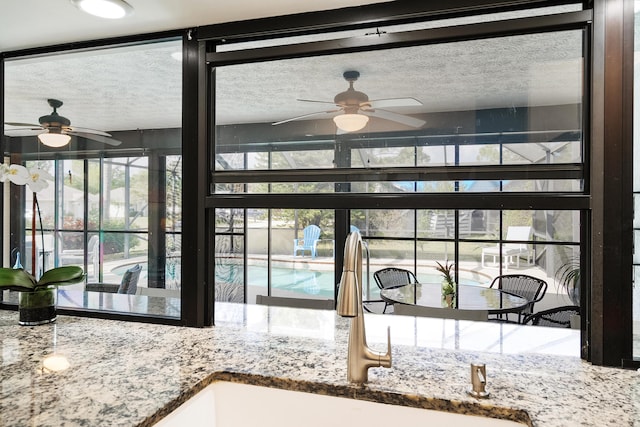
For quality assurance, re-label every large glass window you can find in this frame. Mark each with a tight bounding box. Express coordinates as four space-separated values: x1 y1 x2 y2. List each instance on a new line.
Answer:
2 39 183 319
210 9 586 323
214 30 583 181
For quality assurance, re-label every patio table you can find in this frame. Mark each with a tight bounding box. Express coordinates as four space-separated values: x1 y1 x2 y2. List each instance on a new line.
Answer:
380 282 529 315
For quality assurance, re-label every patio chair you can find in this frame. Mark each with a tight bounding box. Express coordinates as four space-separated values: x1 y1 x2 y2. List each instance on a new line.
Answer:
293 224 321 258
372 267 418 314
523 305 580 328
394 304 488 321
86 264 142 295
481 226 533 269
60 235 100 278
489 274 548 323
256 295 334 310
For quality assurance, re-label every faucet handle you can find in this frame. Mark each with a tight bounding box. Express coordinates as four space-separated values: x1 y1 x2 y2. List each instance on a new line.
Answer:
467 363 490 398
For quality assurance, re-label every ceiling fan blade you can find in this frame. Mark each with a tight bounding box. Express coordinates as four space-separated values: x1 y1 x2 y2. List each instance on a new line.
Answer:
4 128 46 137
362 109 426 128
66 126 112 137
4 121 42 127
272 109 340 126
367 98 423 108
296 99 337 105
66 131 122 146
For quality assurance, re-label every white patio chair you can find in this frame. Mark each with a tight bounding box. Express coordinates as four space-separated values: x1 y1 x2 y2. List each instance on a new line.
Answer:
481 226 533 270
60 235 100 279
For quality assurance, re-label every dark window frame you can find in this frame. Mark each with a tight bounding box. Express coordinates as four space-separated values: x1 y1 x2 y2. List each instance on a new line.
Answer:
204 0 636 368
1 0 634 368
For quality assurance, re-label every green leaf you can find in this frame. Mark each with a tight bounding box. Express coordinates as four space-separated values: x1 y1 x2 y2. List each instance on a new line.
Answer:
0 268 37 291
36 266 85 288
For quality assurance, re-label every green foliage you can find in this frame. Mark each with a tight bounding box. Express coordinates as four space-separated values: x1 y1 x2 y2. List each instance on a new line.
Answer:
555 257 580 305
504 211 532 229
435 261 456 295
102 220 141 254
0 266 84 292
273 209 334 238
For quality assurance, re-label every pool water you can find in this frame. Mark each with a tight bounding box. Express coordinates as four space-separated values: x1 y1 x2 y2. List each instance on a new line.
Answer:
234 265 482 299
115 261 483 300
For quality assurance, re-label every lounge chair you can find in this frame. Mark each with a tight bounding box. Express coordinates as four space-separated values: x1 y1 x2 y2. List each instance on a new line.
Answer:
481 226 533 269
293 224 321 258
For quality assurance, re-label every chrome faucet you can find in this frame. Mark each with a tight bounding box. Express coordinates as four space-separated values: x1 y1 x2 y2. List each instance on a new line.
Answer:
337 231 392 384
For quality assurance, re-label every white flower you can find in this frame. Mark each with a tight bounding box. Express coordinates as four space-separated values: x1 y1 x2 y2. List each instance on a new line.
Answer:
25 167 53 193
0 163 53 193
1 164 29 186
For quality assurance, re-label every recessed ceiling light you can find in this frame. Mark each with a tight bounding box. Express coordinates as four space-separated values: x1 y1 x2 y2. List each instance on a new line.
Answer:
70 0 134 19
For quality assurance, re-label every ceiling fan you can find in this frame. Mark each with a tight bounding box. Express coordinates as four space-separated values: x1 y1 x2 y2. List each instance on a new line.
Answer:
272 71 426 133
4 98 122 147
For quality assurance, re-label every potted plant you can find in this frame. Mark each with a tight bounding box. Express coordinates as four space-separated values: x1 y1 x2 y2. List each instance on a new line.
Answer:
555 256 580 328
555 257 580 306
436 261 456 308
0 162 85 325
0 266 84 325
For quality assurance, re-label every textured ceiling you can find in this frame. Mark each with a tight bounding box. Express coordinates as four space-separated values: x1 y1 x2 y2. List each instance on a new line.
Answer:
4 41 183 132
2 3 589 136
215 31 583 127
0 0 387 53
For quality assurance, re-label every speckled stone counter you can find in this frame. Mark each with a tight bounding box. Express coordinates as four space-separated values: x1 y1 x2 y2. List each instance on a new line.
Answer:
1 303 638 426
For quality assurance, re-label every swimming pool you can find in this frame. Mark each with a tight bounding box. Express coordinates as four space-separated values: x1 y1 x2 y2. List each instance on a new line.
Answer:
115 261 485 300
230 265 484 299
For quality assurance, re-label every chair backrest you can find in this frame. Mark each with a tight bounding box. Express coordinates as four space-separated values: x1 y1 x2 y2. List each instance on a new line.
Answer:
489 274 547 314
504 226 532 250
303 225 321 242
373 268 418 291
117 264 142 294
394 304 488 321
87 235 99 251
350 225 360 234
523 305 580 328
256 295 334 310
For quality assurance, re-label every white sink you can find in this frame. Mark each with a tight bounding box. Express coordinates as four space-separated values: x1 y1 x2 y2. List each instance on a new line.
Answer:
154 381 526 427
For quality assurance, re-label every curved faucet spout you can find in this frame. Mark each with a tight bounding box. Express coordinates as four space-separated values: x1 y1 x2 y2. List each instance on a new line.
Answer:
337 231 392 384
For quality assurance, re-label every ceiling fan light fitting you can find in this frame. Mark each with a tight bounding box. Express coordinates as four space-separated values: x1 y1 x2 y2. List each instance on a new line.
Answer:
38 133 71 148
71 0 133 19
333 114 369 132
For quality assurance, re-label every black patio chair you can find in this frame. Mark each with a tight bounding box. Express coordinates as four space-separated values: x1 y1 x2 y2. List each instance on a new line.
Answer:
371 267 418 314
523 305 580 328
489 274 548 323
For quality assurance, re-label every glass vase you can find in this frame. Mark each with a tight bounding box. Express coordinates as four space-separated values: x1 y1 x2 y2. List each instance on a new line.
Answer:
18 287 57 326
443 293 455 308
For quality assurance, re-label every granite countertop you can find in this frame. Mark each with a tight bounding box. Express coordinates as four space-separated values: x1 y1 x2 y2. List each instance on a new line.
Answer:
1 302 639 426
